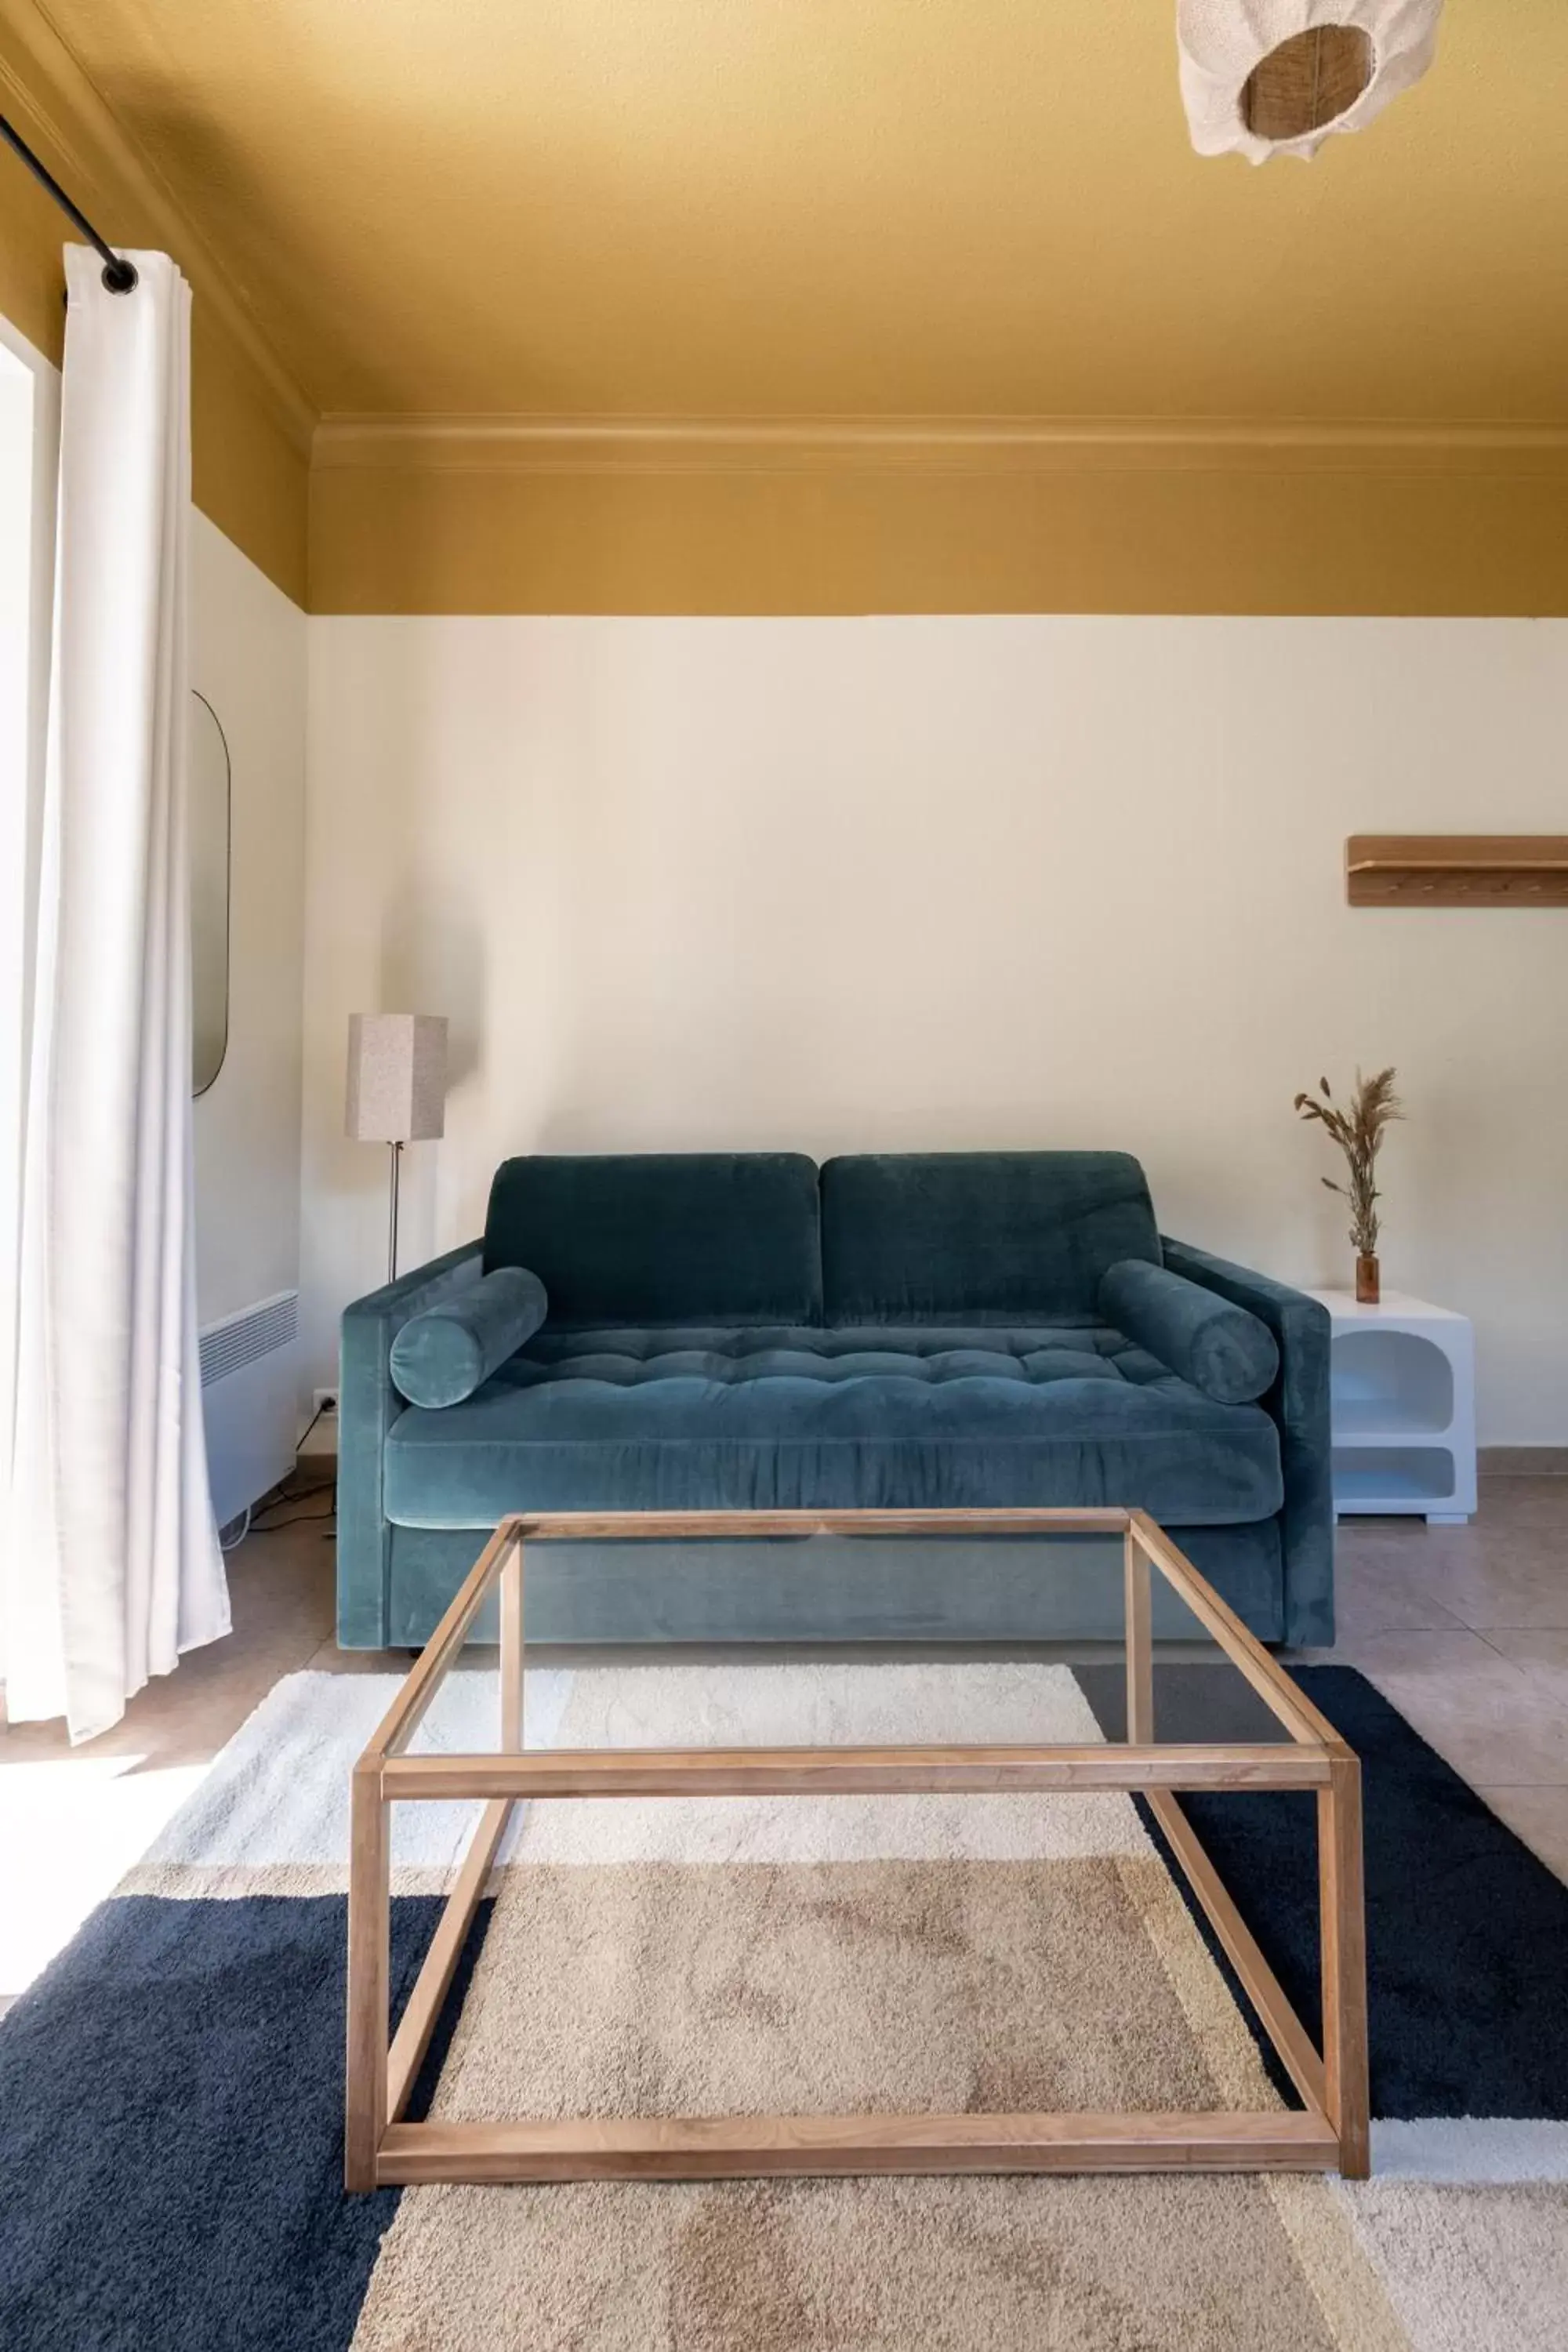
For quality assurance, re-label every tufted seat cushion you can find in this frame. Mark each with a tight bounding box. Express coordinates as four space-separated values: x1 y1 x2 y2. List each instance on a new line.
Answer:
381 1323 1283 1530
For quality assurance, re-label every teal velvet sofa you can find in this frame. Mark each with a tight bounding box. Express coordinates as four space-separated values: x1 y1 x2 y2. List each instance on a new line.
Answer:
336 1151 1334 1650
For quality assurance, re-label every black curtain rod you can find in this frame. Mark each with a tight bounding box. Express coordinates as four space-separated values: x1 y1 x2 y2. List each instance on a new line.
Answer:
0 114 138 293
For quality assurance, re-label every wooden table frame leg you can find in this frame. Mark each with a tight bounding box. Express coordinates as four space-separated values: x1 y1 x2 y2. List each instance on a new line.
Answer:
345 1761 389 2191
1319 1752 1371 2179
1123 1527 1154 1744
500 1541 523 1752
345 1526 525 2185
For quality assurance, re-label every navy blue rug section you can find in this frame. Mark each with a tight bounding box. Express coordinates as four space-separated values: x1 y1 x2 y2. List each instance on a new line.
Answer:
1076 1662 1568 2121
0 1893 491 2352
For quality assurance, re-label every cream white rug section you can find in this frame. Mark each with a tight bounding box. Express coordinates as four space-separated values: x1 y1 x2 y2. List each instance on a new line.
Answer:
123 1664 573 1893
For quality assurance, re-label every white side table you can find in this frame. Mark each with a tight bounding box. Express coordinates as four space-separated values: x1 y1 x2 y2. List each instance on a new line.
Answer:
1305 1288 1477 1525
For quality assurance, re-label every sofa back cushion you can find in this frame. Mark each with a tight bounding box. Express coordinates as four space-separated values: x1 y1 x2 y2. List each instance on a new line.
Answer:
820 1151 1160 1324
484 1152 822 1326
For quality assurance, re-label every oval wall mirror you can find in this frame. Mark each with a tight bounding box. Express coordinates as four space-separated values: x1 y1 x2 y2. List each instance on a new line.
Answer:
190 688 231 1096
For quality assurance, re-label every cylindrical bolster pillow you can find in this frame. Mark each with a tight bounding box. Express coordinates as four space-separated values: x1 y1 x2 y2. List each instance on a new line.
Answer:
390 1267 548 1408
1099 1259 1279 1406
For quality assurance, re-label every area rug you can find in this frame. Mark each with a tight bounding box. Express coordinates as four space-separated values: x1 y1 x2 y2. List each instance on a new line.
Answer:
2 1658 1566 2350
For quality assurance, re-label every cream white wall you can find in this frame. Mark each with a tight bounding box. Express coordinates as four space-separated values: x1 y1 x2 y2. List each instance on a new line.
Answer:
190 510 307 1327
302 615 1568 1442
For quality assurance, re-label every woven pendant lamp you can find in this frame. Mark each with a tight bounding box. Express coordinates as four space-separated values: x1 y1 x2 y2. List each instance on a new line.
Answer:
1177 0 1443 163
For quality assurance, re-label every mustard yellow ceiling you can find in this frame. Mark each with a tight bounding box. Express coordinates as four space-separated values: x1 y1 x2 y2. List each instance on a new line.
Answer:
26 0 1568 424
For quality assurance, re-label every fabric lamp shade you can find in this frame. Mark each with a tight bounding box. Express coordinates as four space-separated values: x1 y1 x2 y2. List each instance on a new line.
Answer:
346 1014 448 1144
1177 0 1443 165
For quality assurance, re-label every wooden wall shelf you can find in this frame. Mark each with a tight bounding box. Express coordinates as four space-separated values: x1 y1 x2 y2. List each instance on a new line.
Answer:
1346 837 1568 907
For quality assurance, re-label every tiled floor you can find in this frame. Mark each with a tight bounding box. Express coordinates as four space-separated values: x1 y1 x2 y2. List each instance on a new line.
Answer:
1285 1480 1568 1872
1 1474 1564 2005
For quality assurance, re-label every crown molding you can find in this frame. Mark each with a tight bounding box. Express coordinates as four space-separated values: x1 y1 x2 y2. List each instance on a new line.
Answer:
0 4 315 452
312 412 1568 479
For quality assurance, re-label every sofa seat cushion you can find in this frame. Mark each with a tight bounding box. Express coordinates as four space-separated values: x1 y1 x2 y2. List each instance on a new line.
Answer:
381 1323 1283 1530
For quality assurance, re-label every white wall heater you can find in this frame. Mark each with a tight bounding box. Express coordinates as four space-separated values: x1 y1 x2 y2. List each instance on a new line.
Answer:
199 1289 299 1530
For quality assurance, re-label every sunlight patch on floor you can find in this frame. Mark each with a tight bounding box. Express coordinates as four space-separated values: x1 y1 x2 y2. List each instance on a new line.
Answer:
0 1755 211 2002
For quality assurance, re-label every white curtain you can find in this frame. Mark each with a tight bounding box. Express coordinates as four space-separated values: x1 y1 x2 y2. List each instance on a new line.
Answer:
5 247 227 1743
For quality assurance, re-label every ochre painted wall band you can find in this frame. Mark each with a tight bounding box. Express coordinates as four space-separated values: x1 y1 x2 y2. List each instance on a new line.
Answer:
308 459 1568 619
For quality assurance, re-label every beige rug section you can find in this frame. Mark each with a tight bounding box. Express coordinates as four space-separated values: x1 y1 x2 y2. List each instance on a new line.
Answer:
354 2172 1385 2352
440 1857 1242 2122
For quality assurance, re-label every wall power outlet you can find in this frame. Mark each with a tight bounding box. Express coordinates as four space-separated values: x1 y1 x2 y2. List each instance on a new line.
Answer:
312 1388 339 1417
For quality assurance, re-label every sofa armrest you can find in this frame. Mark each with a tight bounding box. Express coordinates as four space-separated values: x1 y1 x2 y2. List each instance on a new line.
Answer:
336 1241 485 1646
1159 1236 1334 1647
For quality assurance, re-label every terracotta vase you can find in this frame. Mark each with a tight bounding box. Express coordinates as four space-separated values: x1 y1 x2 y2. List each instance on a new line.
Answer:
1356 1253 1381 1305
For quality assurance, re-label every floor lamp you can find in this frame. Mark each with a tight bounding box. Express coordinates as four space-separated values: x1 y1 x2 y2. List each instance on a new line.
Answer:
345 1013 448 1284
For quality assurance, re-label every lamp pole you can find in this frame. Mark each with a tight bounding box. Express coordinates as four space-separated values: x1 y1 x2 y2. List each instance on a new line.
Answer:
387 1139 403 1286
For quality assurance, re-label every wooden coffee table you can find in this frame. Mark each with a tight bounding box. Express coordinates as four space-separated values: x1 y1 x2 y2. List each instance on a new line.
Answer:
345 1508 1368 2189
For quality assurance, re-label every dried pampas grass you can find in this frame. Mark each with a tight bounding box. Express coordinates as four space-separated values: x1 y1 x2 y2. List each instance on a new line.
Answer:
1294 1068 1403 1258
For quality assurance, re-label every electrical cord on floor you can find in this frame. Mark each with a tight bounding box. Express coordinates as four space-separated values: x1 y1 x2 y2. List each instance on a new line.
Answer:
252 1477 334 1513
249 1501 336 1536
232 1397 339 1544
